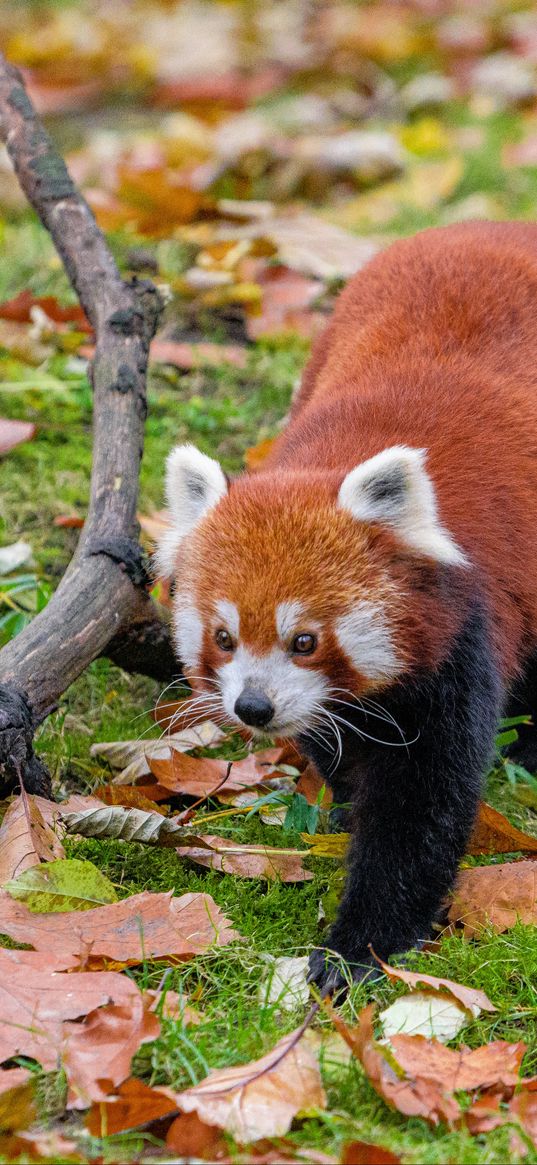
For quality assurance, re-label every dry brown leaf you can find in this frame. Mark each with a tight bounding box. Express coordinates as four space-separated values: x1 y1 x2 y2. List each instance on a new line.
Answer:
177 834 313 882
468 803 537 855
341 1143 401 1165
61 803 210 847
448 860 537 936
85 1076 177 1135
0 888 239 967
0 1069 31 1096
0 1128 81 1160
0 947 147 1074
220 211 380 281
95 783 168 813
330 1004 524 1127
64 999 160 1109
245 263 324 341
175 1025 326 1141
0 417 36 455
464 1091 504 1135
0 289 91 331
0 793 65 884
374 955 496 1016
150 339 247 369
296 763 332 807
145 987 203 1025
150 750 275 798
165 1111 227 1158
509 1079 537 1150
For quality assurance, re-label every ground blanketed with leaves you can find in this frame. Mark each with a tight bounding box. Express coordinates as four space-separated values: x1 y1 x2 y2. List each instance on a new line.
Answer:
3 2 537 1162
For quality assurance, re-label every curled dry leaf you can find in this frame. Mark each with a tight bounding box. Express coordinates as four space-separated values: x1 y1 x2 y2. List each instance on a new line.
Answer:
64 998 160 1109
0 793 64 885
61 803 212 848
468 802 537 855
448 860 537 936
260 955 310 1012
177 834 313 882
374 954 496 1015
380 992 475 1043
0 947 149 1074
0 888 239 967
175 1025 326 1141
85 1076 177 1135
330 1004 524 1127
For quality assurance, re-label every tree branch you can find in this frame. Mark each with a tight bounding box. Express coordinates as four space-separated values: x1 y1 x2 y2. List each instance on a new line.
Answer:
0 55 177 793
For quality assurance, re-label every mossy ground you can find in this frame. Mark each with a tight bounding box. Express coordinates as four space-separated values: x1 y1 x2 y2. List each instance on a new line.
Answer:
3 106 537 1163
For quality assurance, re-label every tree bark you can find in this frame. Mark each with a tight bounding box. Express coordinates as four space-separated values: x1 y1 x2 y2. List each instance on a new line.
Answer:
0 55 178 795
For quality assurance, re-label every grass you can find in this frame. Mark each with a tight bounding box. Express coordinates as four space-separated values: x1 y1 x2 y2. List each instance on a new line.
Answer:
3 101 537 1164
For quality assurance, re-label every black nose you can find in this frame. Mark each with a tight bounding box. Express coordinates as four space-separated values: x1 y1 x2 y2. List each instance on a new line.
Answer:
234 688 275 729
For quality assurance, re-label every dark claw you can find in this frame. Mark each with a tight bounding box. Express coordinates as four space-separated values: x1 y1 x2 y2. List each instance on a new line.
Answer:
307 947 381 998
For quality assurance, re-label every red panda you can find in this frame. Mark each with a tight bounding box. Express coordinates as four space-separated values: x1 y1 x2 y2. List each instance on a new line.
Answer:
158 220 537 991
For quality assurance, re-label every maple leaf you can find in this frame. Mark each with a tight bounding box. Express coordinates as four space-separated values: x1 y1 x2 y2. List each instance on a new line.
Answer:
0 888 239 967
449 860 537 936
176 834 313 882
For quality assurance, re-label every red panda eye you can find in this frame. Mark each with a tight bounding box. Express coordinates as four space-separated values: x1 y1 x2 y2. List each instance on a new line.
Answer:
292 633 317 655
215 628 234 652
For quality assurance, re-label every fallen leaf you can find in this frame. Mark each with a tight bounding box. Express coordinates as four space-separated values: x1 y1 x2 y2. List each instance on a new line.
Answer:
0 540 33 574
342 1143 401 1165
150 750 274 798
0 793 64 885
301 833 349 858
469 803 537 855
62 803 211 847
150 339 247 369
0 319 52 363
380 992 474 1043
0 1128 81 1160
85 1076 177 1135
509 1079 537 1150
0 1078 35 1134
260 955 310 1011
165 1111 227 1158
0 888 239 967
95 783 168 812
0 417 35 456
145 987 203 1026
175 1025 326 1141
330 1004 524 1127
0 947 147 1071
5 857 118 912
53 513 84 528
296 763 332 807
177 834 313 882
245 263 323 340
92 721 225 784
64 995 160 1109
464 1090 504 1134
374 956 496 1015
0 290 91 331
449 860 537 936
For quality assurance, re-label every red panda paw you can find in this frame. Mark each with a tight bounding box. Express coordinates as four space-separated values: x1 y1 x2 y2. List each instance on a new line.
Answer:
307 946 380 998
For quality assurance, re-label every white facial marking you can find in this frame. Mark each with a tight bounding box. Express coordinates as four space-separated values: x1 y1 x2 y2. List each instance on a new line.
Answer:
217 645 329 735
174 597 204 671
215 599 240 639
338 445 467 567
156 444 228 576
276 600 306 642
335 600 401 682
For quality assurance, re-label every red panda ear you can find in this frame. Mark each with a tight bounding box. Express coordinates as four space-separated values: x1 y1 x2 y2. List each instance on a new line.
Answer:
156 444 228 577
337 445 467 566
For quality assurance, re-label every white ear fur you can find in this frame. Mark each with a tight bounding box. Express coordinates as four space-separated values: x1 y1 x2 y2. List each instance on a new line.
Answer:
156 444 227 577
338 445 467 566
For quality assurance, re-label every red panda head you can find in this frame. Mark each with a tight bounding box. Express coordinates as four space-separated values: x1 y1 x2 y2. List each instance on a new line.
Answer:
157 444 468 740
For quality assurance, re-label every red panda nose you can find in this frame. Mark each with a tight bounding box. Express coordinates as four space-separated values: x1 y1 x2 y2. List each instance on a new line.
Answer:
234 688 275 729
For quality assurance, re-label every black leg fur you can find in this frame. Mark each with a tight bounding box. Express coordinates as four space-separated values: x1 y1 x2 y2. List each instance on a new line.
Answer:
300 603 501 994
505 652 537 773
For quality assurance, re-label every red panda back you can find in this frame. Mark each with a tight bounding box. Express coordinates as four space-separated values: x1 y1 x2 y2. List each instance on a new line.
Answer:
265 221 537 680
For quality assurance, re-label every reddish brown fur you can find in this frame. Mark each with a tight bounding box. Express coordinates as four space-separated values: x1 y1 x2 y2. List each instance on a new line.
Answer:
178 221 537 685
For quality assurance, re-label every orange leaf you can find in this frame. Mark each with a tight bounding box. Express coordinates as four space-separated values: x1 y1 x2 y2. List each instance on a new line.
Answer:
342 1143 401 1165
296 763 332 807
95 784 168 814
85 1076 177 1135
166 1111 227 1159
150 751 274 798
64 998 160 1109
0 888 239 967
449 860 537 936
468 802 537 855
0 290 91 331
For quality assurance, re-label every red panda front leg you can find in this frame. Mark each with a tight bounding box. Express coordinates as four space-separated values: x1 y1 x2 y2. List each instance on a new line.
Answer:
305 603 501 994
